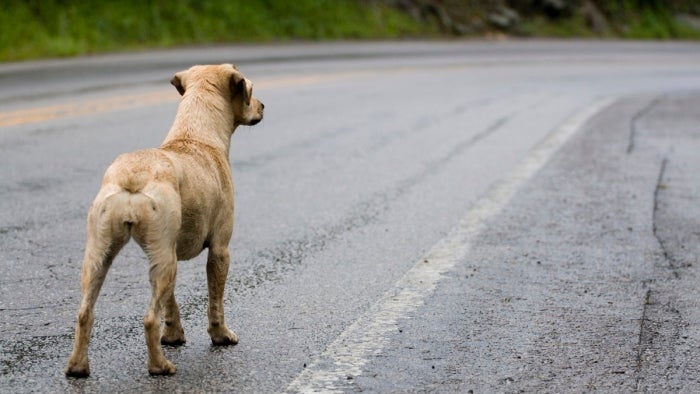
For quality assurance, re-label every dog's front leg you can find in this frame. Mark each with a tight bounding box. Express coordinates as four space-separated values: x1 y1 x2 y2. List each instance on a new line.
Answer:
206 246 238 345
160 291 186 346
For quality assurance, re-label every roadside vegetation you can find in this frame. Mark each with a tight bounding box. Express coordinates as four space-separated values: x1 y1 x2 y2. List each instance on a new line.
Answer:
1 0 699 62
0 0 432 62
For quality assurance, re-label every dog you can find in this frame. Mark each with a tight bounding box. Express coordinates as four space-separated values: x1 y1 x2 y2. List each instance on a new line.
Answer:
65 64 264 377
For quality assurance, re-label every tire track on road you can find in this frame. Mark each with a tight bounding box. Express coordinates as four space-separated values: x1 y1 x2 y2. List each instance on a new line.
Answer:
230 114 513 295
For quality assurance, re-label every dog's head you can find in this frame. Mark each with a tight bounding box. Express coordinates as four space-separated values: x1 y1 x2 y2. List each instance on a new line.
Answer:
170 64 264 127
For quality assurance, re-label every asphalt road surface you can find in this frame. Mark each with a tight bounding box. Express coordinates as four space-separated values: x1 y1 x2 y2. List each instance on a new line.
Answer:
1 41 700 392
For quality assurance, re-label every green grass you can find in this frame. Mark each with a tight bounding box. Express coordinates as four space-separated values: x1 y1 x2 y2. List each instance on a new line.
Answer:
623 8 700 39
1 1 699 63
0 0 434 62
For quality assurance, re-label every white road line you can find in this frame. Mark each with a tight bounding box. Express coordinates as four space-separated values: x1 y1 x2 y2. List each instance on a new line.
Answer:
285 97 617 393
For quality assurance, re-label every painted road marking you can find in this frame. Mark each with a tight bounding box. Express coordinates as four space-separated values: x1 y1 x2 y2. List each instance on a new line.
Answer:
0 89 175 128
285 96 617 393
0 63 476 129
0 71 376 129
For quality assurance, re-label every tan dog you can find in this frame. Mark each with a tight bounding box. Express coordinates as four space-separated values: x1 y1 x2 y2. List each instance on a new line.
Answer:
65 64 264 377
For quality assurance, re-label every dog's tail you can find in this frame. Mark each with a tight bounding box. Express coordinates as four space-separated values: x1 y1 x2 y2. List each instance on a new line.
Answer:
121 173 149 195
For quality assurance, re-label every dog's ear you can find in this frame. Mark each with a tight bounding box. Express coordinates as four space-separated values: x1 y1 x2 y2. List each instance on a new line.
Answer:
229 72 252 106
170 71 187 96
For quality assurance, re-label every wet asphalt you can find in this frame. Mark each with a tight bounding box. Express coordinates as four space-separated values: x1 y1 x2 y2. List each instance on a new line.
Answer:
1 41 699 392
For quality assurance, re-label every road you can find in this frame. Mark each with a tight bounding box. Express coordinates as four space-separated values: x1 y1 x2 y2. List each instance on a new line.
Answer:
1 41 699 392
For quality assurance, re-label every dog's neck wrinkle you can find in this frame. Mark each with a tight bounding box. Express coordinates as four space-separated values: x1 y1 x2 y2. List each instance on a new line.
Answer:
163 92 235 156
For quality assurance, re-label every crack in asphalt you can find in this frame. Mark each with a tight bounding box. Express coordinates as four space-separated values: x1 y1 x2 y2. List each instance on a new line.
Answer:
626 97 662 154
627 96 682 391
634 288 684 392
652 157 678 276
635 157 670 387
634 287 653 384
634 156 669 387
635 155 687 391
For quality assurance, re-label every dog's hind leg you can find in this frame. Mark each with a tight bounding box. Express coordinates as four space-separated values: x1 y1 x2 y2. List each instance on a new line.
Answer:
206 243 238 346
132 191 181 375
143 241 178 375
66 200 130 377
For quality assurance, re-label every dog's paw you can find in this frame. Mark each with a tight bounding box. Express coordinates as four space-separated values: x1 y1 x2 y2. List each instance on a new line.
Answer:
148 359 177 376
65 362 90 378
161 325 186 346
160 335 186 346
209 327 239 346
161 320 186 346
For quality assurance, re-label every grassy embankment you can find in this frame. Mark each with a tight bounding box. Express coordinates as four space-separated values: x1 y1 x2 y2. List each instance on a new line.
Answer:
0 0 433 62
1 0 699 63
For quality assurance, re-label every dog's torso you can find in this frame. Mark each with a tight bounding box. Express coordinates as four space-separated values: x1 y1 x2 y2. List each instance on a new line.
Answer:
161 139 234 259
